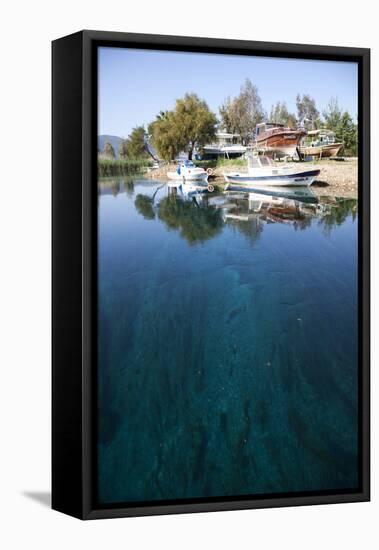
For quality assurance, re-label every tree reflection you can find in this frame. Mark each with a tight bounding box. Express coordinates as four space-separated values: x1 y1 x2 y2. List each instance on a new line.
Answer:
318 198 357 236
135 194 156 220
134 184 165 220
98 177 135 198
133 187 358 244
123 177 135 198
226 217 263 244
157 195 223 244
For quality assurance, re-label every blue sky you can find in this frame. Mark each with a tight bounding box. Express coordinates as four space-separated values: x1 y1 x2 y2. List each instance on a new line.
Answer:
98 47 358 138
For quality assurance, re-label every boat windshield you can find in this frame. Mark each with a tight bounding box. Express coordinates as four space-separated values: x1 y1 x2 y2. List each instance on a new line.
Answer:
248 155 275 168
259 157 274 166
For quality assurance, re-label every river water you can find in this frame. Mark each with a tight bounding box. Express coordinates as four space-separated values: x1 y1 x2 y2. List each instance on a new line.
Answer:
97 177 358 505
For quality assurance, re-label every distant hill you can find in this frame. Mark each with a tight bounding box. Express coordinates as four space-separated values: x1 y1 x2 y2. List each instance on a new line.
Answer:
98 135 124 158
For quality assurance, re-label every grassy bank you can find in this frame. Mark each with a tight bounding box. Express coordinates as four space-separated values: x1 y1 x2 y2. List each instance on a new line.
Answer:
98 157 151 177
193 158 247 169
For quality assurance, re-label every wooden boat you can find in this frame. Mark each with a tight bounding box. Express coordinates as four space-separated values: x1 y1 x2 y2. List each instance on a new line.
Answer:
223 154 320 188
299 130 343 158
253 122 306 158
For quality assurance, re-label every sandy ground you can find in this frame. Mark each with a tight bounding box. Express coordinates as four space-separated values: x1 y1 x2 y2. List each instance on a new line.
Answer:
146 158 358 198
308 158 358 198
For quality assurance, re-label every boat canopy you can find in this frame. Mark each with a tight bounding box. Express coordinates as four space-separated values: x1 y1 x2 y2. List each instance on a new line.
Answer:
247 155 276 169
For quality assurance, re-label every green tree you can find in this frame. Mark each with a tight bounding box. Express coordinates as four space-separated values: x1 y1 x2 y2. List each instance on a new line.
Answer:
269 101 297 127
174 94 217 160
335 112 358 156
323 98 358 156
118 139 128 159
123 126 148 159
103 141 115 159
148 110 182 161
149 95 217 161
296 94 320 128
219 79 265 144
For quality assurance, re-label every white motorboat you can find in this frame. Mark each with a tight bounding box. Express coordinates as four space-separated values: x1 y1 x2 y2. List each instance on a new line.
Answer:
201 132 246 159
167 160 210 182
223 154 320 188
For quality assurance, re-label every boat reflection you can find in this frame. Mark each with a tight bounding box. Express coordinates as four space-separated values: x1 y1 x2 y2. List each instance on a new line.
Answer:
222 190 313 227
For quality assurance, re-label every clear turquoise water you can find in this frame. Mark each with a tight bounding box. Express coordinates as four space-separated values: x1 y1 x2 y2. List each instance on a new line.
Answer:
97 177 358 505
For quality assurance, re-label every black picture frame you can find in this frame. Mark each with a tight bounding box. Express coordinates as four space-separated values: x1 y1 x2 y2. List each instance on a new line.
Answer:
52 30 370 520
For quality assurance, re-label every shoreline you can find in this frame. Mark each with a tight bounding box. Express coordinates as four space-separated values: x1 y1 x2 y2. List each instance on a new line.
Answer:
146 158 358 199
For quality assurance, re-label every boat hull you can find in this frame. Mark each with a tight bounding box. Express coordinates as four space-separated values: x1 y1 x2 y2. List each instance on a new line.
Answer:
300 143 343 158
223 169 320 188
167 171 208 182
255 130 305 158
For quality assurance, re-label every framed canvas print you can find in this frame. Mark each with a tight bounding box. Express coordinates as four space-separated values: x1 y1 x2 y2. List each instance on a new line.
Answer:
52 30 370 519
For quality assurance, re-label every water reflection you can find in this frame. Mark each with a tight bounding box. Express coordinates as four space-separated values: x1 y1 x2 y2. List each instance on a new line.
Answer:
134 183 165 220
98 176 136 198
109 179 357 244
98 177 357 244
157 195 224 244
317 198 358 236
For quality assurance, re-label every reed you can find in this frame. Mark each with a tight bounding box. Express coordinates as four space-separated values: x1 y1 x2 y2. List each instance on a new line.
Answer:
98 157 151 177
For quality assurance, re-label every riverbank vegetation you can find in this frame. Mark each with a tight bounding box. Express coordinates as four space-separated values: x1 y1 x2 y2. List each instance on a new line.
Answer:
98 126 151 176
98 157 151 177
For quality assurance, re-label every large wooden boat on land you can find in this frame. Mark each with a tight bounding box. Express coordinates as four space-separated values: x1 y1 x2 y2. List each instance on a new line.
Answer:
299 129 343 159
253 122 306 158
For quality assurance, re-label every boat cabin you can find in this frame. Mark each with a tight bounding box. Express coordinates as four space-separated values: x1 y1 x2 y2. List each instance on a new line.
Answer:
206 132 242 147
255 122 285 136
305 129 338 147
